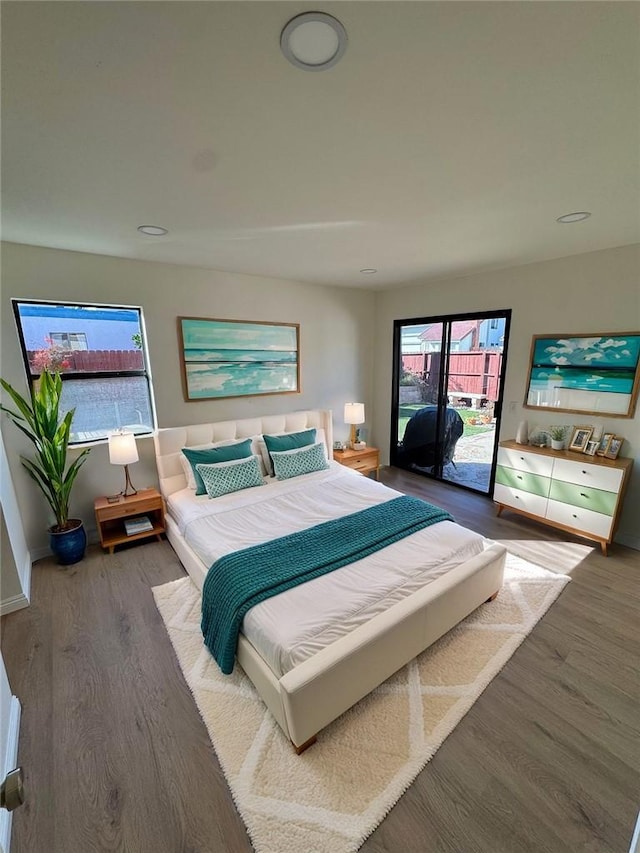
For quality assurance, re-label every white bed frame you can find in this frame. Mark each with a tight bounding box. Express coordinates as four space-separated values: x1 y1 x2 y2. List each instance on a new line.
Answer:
154 409 506 752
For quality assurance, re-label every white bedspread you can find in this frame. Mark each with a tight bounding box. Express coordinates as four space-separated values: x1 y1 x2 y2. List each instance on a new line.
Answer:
167 462 485 676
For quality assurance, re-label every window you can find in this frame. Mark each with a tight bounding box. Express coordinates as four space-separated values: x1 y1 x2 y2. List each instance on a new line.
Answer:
12 300 155 444
49 331 88 350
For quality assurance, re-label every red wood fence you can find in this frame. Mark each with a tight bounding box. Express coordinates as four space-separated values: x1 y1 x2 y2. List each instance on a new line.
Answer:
402 351 502 402
28 350 144 372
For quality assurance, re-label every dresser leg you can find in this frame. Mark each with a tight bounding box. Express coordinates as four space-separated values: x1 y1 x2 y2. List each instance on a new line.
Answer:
495 504 504 517
600 541 608 557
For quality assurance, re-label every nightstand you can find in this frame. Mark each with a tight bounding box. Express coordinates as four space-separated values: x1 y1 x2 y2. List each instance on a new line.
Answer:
333 447 380 479
94 488 166 554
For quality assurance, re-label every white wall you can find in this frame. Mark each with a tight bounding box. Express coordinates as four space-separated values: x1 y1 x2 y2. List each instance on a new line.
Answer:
0 429 30 614
1 242 375 554
373 243 640 549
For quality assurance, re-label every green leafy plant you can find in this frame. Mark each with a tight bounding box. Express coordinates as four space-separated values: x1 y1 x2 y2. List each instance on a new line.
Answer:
549 425 568 441
0 369 90 531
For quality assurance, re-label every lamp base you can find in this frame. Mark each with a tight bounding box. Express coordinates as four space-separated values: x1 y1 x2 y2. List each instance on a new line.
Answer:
349 423 357 449
120 464 138 498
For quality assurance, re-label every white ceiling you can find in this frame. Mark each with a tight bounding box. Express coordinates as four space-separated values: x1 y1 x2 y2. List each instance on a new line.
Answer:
2 2 639 290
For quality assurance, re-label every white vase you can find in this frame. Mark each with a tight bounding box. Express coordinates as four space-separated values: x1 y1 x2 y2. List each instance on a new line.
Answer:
551 439 564 451
515 420 529 445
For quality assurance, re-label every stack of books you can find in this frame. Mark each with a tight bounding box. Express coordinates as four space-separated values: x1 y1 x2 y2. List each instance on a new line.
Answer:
124 515 154 537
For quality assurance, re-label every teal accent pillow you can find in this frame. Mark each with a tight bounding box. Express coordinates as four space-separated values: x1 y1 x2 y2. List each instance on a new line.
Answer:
271 442 329 481
196 456 265 499
263 428 316 475
182 439 252 496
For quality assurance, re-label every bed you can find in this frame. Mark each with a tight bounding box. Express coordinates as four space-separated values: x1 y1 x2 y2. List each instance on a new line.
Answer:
154 409 506 752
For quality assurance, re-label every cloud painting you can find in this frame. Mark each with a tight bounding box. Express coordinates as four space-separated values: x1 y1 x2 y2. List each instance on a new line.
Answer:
527 332 640 416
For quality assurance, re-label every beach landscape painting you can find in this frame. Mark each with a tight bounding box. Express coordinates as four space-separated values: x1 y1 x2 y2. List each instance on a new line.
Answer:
525 332 640 417
178 317 300 400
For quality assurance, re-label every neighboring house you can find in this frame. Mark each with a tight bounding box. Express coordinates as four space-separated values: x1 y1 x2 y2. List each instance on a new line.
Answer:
418 319 505 353
477 317 505 349
18 303 141 353
400 325 430 354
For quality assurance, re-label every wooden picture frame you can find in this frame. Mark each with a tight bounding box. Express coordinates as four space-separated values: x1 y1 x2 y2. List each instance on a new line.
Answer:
584 440 599 457
178 317 300 401
604 436 623 460
524 331 640 418
568 425 593 453
595 433 614 456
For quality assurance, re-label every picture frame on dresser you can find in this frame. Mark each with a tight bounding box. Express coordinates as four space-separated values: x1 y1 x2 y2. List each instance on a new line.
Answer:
596 433 614 456
584 440 599 456
568 425 593 453
604 436 623 460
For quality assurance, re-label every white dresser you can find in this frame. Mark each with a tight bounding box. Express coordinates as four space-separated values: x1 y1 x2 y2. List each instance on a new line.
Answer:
494 440 633 555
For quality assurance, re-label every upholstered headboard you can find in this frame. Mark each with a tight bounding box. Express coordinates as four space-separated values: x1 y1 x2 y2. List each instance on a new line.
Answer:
153 409 334 498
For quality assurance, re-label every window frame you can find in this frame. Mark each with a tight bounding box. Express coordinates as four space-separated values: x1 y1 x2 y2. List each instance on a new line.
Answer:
12 298 156 446
49 331 89 350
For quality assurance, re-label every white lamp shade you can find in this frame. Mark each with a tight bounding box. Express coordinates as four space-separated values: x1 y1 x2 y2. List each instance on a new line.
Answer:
344 402 365 425
108 431 139 466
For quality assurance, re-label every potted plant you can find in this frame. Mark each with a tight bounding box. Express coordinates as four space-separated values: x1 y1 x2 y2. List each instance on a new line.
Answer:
0 369 90 564
548 425 568 451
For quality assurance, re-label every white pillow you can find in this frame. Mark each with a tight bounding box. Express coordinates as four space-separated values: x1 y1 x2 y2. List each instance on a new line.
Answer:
179 438 262 489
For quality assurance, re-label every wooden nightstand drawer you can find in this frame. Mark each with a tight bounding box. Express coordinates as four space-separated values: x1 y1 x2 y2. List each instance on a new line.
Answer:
94 489 165 554
350 455 375 472
333 447 380 479
97 497 161 521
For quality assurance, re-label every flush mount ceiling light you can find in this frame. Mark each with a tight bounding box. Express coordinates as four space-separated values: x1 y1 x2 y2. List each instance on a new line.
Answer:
280 12 347 71
556 212 591 224
360 268 377 274
137 225 168 236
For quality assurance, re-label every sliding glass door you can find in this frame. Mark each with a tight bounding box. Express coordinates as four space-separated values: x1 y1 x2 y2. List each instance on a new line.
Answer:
391 310 511 495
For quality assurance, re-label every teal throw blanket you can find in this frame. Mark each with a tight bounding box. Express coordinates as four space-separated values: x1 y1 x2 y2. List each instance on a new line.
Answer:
201 495 453 674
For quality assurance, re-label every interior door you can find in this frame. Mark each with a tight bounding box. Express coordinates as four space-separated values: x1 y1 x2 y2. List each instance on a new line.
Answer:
391 310 511 495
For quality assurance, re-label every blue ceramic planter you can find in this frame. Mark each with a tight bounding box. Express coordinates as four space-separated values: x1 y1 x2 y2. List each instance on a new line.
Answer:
49 520 87 565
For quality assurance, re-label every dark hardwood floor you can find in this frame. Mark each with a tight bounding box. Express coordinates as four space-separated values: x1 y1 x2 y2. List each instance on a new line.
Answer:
2 467 639 853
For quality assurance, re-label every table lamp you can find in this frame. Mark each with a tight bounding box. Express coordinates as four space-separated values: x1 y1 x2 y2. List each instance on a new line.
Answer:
344 402 365 449
108 430 138 497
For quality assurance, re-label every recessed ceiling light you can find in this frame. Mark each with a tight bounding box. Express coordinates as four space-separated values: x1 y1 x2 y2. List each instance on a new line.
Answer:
137 225 168 236
556 212 591 224
280 12 347 72
360 268 377 275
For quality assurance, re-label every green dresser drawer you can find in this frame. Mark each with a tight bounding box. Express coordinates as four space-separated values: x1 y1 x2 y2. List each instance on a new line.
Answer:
549 480 617 516
495 465 551 498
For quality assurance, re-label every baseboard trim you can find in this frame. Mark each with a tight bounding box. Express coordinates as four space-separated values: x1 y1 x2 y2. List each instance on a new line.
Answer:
30 545 51 562
0 695 22 853
616 532 640 552
0 593 29 617
18 553 32 603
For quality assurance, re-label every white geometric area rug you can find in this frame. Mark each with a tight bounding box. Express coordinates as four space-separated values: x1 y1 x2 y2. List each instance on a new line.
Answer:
152 554 569 853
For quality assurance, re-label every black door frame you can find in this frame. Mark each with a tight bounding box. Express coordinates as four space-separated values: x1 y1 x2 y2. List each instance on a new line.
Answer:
390 308 512 495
